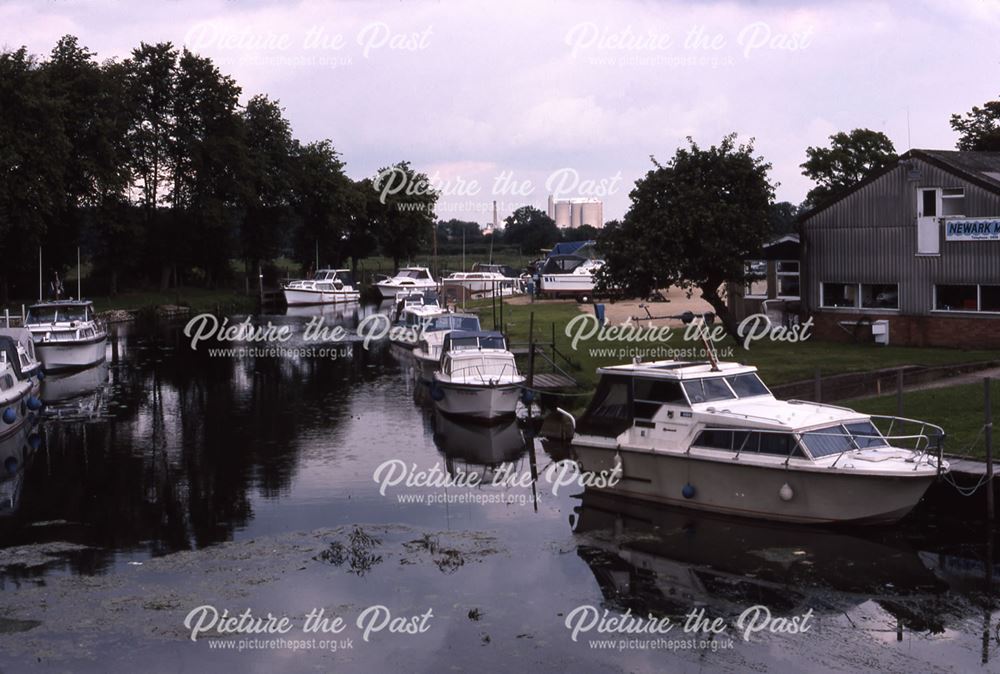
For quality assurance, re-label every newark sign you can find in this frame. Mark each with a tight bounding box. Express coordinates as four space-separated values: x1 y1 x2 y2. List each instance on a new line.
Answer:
944 217 1000 241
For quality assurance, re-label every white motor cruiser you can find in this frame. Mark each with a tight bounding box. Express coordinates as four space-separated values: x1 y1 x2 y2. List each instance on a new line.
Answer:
564 358 947 525
431 331 526 421
412 313 482 381
0 327 44 440
24 300 107 372
375 267 437 299
441 263 521 298
389 291 448 348
282 269 360 305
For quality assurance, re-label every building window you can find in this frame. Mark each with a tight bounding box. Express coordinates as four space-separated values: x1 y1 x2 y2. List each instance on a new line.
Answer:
821 283 858 308
941 188 965 216
776 260 800 299
936 284 1000 312
744 260 767 298
822 283 899 310
861 284 899 309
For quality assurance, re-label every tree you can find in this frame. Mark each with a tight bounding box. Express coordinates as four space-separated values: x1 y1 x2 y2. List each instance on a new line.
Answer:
950 97 1000 151
502 206 560 254
367 162 438 269
240 94 294 275
800 129 895 208
598 134 775 343
171 49 245 286
0 47 68 302
561 224 601 242
290 140 354 270
436 219 483 246
767 201 800 237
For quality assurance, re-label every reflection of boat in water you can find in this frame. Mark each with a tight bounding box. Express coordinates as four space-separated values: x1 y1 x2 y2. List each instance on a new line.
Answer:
568 358 946 524
284 301 360 323
572 491 946 620
432 409 527 468
0 425 36 517
40 360 109 404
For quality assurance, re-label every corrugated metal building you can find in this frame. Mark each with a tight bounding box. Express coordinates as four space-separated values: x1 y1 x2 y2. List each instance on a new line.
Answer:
800 149 1000 348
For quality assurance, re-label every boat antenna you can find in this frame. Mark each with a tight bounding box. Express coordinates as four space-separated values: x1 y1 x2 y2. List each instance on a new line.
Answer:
698 315 720 371
38 247 42 302
77 246 81 300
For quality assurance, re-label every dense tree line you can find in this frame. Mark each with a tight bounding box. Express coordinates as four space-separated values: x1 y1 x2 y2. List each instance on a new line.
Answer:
0 36 437 301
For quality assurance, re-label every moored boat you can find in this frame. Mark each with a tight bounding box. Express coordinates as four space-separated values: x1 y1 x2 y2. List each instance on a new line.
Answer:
375 267 437 298
431 331 525 421
24 300 107 372
282 269 360 305
441 263 522 298
389 290 448 348
0 327 44 440
565 358 947 525
412 313 481 381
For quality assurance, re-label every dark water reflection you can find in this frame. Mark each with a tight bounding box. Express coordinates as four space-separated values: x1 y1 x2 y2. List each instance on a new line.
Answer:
0 304 997 670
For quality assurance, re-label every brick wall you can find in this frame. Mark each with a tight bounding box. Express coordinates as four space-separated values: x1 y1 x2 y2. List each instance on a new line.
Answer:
809 311 1000 349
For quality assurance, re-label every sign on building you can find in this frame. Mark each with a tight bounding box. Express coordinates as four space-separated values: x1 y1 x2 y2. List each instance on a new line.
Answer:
944 217 1000 241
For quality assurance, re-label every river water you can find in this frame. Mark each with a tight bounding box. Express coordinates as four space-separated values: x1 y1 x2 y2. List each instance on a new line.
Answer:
0 304 997 673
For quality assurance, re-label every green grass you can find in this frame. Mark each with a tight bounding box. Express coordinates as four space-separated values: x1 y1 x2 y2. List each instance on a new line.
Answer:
464 298 1000 413
845 380 1000 459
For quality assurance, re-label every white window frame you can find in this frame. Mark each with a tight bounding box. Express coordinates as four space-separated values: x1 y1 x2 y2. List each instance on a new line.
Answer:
775 260 800 300
933 283 1000 314
744 260 767 299
821 282 900 311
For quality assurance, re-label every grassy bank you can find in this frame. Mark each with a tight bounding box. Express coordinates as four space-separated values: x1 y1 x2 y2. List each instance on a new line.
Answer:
464 299 1000 415
845 380 999 459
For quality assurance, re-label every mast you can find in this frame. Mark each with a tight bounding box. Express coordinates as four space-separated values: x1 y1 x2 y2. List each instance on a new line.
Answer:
38 247 42 302
77 246 81 299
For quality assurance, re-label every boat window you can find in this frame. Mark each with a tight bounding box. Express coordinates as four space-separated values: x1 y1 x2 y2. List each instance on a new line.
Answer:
634 379 687 405
682 378 736 404
724 373 770 398
695 429 804 457
578 375 633 437
449 336 482 351
0 374 11 391
26 307 59 324
479 335 506 350
694 429 735 450
844 421 888 449
63 305 88 321
801 425 855 458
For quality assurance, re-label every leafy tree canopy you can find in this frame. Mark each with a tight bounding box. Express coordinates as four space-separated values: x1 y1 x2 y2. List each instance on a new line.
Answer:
800 129 896 208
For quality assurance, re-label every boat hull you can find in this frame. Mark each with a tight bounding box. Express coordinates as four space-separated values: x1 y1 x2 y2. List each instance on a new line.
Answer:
433 382 521 421
34 337 107 372
539 274 596 294
282 288 360 306
376 280 437 299
572 443 938 525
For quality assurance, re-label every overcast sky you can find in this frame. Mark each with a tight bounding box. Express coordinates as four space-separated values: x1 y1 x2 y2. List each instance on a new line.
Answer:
3 0 999 223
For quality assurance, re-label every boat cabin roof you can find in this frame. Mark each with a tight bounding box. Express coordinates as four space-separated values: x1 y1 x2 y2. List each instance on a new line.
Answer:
29 299 94 309
442 330 508 354
598 359 759 380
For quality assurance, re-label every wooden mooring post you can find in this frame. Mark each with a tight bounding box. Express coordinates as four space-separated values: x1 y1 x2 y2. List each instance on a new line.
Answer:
527 311 535 390
986 377 994 524
897 369 904 417
813 368 821 403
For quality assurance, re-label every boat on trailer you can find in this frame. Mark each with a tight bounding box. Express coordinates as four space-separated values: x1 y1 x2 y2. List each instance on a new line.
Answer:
431 330 525 421
564 358 947 525
282 269 360 305
24 300 107 372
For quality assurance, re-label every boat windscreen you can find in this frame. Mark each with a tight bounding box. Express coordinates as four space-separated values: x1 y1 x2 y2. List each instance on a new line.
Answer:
479 335 506 349
844 421 888 449
430 315 481 332
682 378 736 404
801 425 855 458
26 307 59 324
724 373 770 398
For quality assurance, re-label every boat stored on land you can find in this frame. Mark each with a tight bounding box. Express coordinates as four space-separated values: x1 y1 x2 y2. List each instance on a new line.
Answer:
441 264 522 298
431 331 525 421
565 358 947 525
537 242 605 299
24 300 107 372
282 269 361 305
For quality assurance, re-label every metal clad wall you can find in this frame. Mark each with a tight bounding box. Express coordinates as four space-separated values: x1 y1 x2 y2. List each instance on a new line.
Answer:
803 158 1000 315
